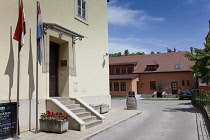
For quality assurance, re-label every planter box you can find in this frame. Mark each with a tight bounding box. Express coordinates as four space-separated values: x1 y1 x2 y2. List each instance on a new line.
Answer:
40 119 69 133
100 105 109 114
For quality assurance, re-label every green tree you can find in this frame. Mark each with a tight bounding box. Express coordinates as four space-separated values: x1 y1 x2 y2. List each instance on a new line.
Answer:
150 51 155 54
173 47 176 52
135 52 145 55
157 52 161 54
167 47 172 52
109 52 122 57
185 37 210 85
124 49 129 56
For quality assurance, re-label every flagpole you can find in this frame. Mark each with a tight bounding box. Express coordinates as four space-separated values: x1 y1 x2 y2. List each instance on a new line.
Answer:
15 0 21 138
35 1 39 133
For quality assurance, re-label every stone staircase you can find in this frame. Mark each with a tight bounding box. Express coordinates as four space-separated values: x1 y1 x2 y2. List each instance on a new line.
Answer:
47 97 104 131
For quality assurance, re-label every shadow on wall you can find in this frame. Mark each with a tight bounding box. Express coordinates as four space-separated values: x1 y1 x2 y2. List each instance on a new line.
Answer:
28 29 35 100
28 29 35 131
4 27 14 102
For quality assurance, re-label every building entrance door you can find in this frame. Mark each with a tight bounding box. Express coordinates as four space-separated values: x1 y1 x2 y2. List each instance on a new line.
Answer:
171 82 178 94
49 42 59 97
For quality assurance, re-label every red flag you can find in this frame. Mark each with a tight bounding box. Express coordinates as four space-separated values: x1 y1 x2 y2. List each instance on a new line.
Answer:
13 0 26 50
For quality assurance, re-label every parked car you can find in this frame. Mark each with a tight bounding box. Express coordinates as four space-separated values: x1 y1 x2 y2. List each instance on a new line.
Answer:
178 90 193 99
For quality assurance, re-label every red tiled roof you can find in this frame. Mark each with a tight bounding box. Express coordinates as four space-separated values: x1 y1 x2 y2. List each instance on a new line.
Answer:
109 51 195 73
110 74 139 80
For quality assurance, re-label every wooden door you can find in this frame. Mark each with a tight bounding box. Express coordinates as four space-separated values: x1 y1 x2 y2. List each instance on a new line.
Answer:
171 82 178 94
49 42 59 97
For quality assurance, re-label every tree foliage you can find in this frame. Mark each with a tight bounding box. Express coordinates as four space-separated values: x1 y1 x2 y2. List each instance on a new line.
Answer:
167 47 177 53
109 50 145 57
185 36 210 85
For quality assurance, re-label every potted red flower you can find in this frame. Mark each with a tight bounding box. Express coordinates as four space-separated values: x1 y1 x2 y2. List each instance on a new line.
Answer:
40 111 70 133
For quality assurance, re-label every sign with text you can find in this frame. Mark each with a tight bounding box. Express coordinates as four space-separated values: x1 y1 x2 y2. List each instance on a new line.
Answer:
0 102 17 140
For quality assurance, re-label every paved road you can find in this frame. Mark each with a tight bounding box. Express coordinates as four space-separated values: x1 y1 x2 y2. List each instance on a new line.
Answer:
89 99 210 140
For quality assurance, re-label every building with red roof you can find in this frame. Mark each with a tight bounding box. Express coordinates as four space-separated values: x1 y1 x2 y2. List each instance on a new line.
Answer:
109 51 195 96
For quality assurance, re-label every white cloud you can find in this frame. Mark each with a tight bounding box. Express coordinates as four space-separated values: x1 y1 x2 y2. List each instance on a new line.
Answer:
108 37 194 54
108 3 164 29
109 37 153 54
109 42 152 54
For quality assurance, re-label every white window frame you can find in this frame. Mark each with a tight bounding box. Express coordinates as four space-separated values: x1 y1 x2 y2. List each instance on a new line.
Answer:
77 0 87 20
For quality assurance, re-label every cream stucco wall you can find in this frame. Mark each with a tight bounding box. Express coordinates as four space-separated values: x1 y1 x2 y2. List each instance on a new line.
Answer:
0 0 110 132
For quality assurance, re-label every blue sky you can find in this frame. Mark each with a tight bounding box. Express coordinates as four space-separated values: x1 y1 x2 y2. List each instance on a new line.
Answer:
108 0 210 54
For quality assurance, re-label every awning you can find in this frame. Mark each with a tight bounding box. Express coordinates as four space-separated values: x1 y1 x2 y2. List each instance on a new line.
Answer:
43 22 84 39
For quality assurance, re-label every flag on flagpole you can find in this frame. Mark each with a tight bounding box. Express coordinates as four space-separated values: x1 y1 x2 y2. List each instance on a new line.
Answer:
13 0 26 51
37 2 44 64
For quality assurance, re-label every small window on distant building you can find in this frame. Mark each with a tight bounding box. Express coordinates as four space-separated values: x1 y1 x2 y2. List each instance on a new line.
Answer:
120 82 126 91
110 68 115 75
114 82 119 91
176 64 181 69
182 80 185 86
110 82 112 91
122 67 126 74
150 81 156 90
116 68 120 74
187 80 190 86
145 65 159 71
77 0 87 20
127 67 133 74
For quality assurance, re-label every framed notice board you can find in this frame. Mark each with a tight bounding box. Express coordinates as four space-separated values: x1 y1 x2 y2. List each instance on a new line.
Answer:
0 102 17 140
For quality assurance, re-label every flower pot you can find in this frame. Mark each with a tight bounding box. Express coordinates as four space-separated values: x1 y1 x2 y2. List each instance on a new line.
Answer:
40 119 69 133
100 105 109 114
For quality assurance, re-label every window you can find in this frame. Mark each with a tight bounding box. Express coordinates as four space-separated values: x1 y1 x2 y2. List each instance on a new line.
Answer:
187 80 190 86
77 0 87 20
145 65 159 71
110 82 112 91
150 81 156 90
110 68 115 75
120 82 126 91
116 68 120 74
176 64 181 69
114 82 119 91
127 67 133 74
122 67 126 74
182 80 185 86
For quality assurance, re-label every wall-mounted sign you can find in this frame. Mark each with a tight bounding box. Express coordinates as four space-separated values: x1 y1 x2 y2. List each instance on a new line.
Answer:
0 102 17 139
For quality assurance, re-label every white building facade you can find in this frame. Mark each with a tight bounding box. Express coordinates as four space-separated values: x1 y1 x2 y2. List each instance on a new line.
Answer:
0 0 110 132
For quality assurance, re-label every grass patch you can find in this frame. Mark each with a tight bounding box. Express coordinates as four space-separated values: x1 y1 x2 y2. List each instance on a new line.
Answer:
111 98 126 100
140 98 179 101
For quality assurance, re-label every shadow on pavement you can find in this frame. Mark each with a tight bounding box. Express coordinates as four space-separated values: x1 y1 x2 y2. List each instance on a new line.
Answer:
162 107 196 113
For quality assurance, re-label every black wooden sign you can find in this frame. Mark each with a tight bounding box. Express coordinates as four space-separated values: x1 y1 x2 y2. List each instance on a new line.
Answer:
0 102 17 140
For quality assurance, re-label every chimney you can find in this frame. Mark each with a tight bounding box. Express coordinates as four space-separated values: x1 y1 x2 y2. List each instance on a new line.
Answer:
190 47 193 54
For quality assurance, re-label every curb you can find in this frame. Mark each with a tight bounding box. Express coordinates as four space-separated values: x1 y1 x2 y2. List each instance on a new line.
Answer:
82 111 142 140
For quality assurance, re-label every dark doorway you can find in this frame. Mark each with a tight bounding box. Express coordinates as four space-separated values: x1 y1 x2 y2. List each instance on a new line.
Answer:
49 42 59 97
171 82 178 94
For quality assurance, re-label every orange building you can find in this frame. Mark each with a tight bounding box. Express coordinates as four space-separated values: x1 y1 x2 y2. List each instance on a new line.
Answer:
109 51 195 96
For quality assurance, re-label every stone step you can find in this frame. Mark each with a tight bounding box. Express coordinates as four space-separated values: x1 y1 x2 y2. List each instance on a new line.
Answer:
71 108 86 114
75 112 91 118
60 100 76 105
80 116 97 122
65 104 81 109
52 97 70 101
85 120 102 129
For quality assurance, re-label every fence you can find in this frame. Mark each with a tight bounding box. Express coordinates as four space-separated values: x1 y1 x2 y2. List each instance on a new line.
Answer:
192 88 210 111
